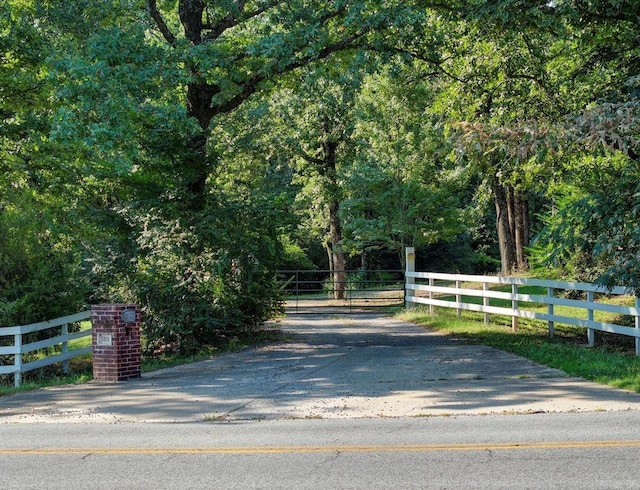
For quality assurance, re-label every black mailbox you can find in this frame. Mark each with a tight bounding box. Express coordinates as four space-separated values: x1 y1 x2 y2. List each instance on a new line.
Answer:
122 308 137 323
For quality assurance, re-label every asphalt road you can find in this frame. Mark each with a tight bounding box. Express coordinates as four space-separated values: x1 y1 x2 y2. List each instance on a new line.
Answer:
3 312 640 488
2 413 640 489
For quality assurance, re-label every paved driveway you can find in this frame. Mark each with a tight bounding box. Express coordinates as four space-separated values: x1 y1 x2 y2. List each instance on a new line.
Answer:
1 313 640 423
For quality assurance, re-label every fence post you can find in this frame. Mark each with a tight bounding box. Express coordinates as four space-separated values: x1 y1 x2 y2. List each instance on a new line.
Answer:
61 322 70 375
587 291 595 348
511 284 518 331
456 280 461 318
547 287 555 338
483 282 490 324
429 277 434 315
14 333 22 388
405 247 415 309
635 297 640 357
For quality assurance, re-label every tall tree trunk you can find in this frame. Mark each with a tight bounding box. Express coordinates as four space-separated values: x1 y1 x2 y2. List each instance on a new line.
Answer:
361 206 374 279
178 2 216 208
492 178 517 275
295 125 346 299
361 246 369 275
329 198 346 300
322 139 346 300
492 175 530 274
182 131 210 210
325 242 333 272
514 193 529 271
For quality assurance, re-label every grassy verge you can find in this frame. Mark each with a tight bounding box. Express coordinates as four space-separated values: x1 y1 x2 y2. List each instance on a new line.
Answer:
0 326 285 397
398 307 640 393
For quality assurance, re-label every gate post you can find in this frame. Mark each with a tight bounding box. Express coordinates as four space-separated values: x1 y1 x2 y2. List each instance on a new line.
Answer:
406 247 415 309
91 304 141 382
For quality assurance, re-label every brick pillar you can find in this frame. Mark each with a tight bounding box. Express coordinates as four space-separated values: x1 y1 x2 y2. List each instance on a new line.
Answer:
91 304 141 382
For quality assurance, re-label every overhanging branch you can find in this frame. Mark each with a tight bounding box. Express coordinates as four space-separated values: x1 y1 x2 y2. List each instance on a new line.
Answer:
203 0 283 42
148 0 177 47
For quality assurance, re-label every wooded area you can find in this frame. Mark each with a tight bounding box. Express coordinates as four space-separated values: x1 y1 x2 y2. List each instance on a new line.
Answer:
1 0 638 354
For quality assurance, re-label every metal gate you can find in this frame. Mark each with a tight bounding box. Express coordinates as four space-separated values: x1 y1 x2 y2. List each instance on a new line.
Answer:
277 270 405 314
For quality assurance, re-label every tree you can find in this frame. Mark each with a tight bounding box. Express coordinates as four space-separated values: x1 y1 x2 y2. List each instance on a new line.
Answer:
343 66 464 269
0 1 93 326
143 1 458 300
23 1 292 351
451 0 640 284
33 0 455 349
248 59 367 299
445 21 570 273
146 1 441 203
16 0 640 351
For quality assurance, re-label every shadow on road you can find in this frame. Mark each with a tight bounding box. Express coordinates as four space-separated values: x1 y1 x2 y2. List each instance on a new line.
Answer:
1 312 640 423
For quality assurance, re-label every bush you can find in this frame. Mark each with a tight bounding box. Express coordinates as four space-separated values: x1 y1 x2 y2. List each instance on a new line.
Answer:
277 236 316 270
94 197 285 356
134 251 283 356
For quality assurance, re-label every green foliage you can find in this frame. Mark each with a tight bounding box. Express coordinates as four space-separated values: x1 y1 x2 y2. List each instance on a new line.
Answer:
342 67 466 266
278 236 316 271
0 1 92 326
0 202 89 327
532 154 640 292
88 194 285 355
3 0 640 359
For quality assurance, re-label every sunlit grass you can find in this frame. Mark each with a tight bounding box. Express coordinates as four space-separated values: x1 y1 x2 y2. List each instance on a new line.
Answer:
0 357 94 397
399 306 640 393
68 320 92 350
448 284 635 323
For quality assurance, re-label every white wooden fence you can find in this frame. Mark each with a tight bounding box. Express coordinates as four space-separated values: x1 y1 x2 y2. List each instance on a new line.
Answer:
405 249 640 356
0 311 92 387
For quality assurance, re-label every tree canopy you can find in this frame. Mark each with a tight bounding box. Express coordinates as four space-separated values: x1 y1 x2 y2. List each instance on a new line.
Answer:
2 0 639 352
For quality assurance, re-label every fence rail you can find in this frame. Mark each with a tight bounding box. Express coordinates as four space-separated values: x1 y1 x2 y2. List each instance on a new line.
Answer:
404 265 640 356
0 310 92 387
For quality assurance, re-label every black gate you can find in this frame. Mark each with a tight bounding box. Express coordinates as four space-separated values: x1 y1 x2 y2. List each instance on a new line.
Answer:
277 270 405 314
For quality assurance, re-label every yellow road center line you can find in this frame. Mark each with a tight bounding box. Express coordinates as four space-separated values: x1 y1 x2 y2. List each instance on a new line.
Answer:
2 440 640 455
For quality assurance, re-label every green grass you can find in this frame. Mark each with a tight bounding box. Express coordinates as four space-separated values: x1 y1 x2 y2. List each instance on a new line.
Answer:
436 284 635 325
68 320 93 350
0 358 94 397
399 306 640 393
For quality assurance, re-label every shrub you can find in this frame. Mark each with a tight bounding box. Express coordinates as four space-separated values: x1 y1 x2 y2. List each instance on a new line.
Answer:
93 197 285 356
